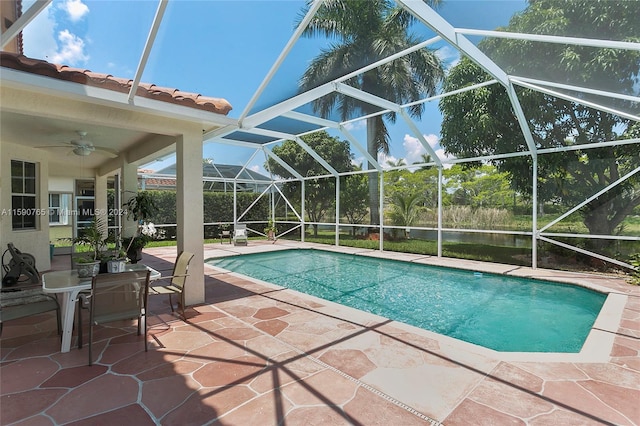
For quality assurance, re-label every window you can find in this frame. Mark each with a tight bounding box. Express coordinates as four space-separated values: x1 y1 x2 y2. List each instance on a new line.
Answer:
49 193 71 225
11 160 37 230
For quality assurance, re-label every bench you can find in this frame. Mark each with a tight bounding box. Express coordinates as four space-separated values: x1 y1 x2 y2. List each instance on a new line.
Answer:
1 286 61 336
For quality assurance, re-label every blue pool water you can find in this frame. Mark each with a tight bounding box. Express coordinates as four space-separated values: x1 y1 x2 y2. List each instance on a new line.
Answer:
208 249 606 352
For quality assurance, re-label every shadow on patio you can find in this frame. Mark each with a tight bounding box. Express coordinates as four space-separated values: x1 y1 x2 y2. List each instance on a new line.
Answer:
1 244 639 425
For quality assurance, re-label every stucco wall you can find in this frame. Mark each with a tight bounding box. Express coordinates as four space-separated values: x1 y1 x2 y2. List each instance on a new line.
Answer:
1 141 52 274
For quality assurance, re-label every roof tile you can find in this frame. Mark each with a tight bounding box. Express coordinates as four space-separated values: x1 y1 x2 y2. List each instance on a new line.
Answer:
0 52 232 115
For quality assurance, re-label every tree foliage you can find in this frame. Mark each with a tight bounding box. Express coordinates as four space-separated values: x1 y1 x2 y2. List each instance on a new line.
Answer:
298 0 444 225
439 0 640 245
340 167 369 233
266 131 354 235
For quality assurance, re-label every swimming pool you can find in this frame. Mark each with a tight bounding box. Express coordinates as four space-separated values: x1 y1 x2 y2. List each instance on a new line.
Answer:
208 249 607 353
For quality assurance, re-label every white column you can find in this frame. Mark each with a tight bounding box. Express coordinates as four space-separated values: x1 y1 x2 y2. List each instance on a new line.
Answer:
94 173 108 241
121 162 138 239
176 131 204 306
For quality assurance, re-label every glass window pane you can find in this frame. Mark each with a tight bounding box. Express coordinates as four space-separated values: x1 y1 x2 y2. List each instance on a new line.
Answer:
11 160 22 177
24 162 36 178
11 177 23 193
24 178 36 194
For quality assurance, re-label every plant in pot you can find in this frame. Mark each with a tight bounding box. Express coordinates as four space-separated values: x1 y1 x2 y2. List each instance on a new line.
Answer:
101 233 128 273
264 219 277 241
72 216 107 278
122 191 158 263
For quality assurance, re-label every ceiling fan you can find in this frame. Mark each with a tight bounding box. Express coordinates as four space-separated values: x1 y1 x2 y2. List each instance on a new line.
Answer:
38 131 119 158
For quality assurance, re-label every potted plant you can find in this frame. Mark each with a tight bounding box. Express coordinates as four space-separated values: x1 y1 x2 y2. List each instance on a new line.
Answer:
122 191 158 263
122 234 151 264
264 219 277 241
72 216 107 278
106 248 128 273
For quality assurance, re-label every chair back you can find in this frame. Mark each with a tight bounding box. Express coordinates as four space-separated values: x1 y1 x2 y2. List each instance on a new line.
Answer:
90 270 150 325
171 251 194 291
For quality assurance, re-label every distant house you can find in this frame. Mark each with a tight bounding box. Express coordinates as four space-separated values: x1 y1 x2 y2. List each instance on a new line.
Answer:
139 163 272 193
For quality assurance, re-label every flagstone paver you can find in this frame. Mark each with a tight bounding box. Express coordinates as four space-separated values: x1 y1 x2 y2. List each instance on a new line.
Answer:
1 242 638 425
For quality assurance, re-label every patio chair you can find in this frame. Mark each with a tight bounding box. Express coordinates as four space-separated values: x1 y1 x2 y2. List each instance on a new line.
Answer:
233 224 248 246
219 229 232 244
149 251 194 320
80 270 150 366
0 286 61 336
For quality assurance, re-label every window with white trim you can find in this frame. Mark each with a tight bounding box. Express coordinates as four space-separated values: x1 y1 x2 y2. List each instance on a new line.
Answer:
11 160 38 230
49 193 71 225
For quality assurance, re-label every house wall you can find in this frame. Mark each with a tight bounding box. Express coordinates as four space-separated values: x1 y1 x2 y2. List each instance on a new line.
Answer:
1 141 52 273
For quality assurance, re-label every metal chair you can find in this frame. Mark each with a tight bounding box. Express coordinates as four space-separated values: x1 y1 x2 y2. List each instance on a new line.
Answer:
149 251 194 320
80 270 150 366
219 229 232 244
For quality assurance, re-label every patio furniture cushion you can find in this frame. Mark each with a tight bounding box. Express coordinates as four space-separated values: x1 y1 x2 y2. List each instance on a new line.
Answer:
233 224 248 246
0 286 61 335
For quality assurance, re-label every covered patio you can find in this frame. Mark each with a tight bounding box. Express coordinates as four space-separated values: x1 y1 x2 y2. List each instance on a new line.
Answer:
1 242 638 425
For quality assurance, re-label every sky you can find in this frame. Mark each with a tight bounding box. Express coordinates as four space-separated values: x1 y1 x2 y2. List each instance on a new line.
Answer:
22 0 527 175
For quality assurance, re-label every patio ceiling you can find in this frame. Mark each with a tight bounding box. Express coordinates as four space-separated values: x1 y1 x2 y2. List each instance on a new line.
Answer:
0 0 638 177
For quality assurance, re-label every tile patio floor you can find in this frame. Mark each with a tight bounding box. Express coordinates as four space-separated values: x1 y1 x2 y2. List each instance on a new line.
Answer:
1 240 638 425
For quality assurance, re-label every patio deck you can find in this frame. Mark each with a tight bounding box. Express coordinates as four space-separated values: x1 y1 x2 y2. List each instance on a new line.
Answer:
1 241 638 425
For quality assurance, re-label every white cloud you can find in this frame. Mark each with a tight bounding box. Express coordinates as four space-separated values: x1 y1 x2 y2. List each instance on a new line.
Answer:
343 120 366 131
403 134 427 165
62 0 89 22
436 46 461 70
402 133 455 167
378 152 399 168
22 1 89 66
22 3 57 59
50 30 89 65
249 165 260 173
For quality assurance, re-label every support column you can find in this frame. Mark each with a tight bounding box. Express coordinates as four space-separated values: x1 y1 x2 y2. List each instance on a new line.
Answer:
94 173 108 241
437 167 443 258
121 162 138 239
301 181 305 242
176 131 204 307
379 172 384 251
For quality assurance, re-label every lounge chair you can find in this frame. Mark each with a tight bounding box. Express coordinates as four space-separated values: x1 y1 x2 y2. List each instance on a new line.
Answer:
233 224 248 246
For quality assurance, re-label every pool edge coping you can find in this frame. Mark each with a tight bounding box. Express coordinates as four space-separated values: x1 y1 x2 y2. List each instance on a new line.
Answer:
204 244 631 364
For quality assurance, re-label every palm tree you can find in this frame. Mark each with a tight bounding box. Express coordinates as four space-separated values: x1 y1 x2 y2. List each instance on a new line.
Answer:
413 153 433 170
389 192 423 238
386 158 407 168
298 0 444 226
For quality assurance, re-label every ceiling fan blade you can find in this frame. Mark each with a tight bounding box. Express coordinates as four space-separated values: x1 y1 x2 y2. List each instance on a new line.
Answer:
94 146 119 158
35 145 72 149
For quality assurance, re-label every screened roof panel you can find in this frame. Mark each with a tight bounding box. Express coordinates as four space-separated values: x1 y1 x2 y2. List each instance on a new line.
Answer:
479 42 640 100
221 131 279 145
514 83 640 121
11 0 640 177
256 116 324 136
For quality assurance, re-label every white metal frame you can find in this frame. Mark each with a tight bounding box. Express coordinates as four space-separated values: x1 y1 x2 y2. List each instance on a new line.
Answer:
5 0 639 271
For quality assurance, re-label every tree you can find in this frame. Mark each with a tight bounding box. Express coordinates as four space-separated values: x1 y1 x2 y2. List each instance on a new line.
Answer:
266 131 353 236
297 0 444 226
439 0 640 252
388 192 423 238
341 163 369 236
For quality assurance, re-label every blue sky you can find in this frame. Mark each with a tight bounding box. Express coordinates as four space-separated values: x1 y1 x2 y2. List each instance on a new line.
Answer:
23 0 527 174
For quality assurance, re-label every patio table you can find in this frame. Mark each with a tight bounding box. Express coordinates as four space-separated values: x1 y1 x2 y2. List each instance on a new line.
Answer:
42 264 160 353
